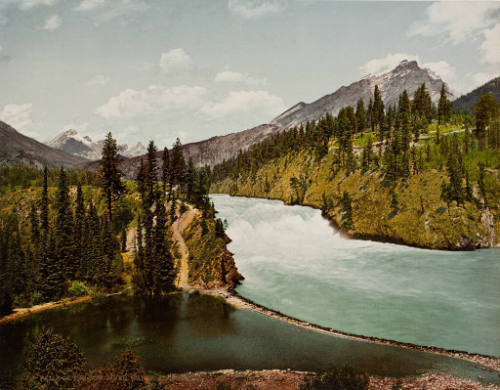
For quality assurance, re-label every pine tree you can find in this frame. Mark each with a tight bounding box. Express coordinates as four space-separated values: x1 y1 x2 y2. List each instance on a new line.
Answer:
74 183 85 278
162 147 170 196
438 83 451 124
40 166 49 237
152 201 175 294
478 163 488 208
54 168 77 279
170 138 185 198
29 203 40 244
99 132 125 222
22 328 86 390
355 99 366 133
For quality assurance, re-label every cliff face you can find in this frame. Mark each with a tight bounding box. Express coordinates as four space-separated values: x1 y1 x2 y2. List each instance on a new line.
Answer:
182 215 243 289
271 60 453 128
211 151 498 250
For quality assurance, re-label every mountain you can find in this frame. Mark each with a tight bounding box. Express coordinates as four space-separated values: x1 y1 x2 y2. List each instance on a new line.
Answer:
90 60 453 174
271 60 453 128
87 123 283 177
452 76 500 112
0 121 88 168
46 129 147 160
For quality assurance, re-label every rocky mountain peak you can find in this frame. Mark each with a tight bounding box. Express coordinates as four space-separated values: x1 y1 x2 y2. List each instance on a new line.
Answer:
271 60 452 128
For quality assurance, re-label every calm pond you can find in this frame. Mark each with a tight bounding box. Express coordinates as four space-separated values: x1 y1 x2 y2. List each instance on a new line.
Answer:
211 194 500 356
0 294 498 387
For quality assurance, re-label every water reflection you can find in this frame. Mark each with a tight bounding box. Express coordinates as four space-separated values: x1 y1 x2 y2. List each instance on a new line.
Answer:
0 294 498 388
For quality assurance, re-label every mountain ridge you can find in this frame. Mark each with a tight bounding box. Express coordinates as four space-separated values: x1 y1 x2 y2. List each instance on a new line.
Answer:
0 121 89 168
271 60 453 128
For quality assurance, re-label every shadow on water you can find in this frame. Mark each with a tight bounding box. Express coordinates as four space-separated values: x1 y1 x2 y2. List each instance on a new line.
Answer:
0 294 498 387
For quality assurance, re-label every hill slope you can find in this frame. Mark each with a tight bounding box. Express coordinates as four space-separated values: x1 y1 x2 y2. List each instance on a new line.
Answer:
452 76 500 112
0 121 88 168
271 60 453 128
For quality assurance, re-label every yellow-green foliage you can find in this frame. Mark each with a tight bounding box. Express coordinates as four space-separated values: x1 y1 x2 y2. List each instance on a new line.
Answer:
212 150 499 249
182 216 228 288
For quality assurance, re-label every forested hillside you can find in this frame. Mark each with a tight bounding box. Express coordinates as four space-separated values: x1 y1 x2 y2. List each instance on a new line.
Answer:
211 85 500 250
0 134 235 317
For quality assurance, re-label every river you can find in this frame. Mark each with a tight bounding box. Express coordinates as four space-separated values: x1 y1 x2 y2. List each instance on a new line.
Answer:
211 194 500 357
1 294 498 387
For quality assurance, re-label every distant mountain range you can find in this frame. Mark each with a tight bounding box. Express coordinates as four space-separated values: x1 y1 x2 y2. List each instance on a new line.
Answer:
0 121 88 169
452 76 500 112
1 60 498 173
46 129 146 160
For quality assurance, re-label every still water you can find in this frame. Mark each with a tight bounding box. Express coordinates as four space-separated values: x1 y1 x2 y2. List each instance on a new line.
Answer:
0 294 498 387
211 194 500 356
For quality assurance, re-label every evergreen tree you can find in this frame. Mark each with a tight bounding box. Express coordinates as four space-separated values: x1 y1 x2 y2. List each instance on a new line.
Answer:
438 83 451 124
40 166 49 236
162 147 170 196
22 328 86 390
29 203 40 244
152 201 175 294
355 99 366 132
170 138 185 198
99 132 125 222
74 183 85 278
54 167 77 279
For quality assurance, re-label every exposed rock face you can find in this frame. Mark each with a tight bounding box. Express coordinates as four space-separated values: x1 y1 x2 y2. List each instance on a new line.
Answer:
0 121 88 168
271 60 454 128
452 76 500 112
46 129 146 160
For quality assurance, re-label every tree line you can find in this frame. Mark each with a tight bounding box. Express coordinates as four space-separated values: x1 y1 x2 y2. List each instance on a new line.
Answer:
211 84 499 212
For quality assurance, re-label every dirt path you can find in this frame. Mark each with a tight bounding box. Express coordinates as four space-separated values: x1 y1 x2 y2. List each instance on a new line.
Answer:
172 205 196 291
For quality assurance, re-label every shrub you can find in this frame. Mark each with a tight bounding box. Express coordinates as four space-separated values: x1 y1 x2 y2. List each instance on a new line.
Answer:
22 328 86 390
30 291 43 306
299 366 369 390
68 281 88 297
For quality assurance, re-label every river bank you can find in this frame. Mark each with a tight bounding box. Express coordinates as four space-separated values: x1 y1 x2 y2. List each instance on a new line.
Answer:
159 370 500 390
211 150 499 250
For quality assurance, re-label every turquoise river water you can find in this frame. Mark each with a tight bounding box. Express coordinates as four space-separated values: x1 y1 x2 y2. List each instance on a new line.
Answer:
211 194 500 357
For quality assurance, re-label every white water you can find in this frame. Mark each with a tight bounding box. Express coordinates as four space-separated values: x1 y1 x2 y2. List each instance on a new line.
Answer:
211 194 500 356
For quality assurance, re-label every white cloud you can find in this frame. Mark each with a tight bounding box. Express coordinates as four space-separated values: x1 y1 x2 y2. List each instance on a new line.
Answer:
422 60 456 82
409 2 500 67
86 74 110 86
201 90 286 120
228 0 285 18
159 48 193 75
408 2 500 44
215 70 267 86
0 103 33 130
480 23 500 65
75 0 106 11
96 85 208 119
40 13 61 30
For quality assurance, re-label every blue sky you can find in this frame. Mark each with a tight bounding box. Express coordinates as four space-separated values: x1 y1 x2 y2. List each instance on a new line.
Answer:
0 0 499 148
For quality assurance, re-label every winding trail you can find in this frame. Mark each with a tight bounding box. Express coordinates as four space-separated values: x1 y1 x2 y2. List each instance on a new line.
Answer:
172 205 196 291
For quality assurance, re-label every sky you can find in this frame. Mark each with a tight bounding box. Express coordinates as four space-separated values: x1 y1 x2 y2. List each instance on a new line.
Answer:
0 0 499 149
